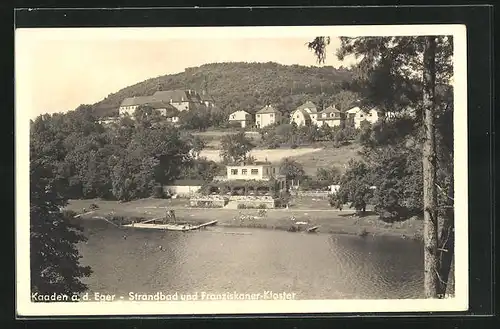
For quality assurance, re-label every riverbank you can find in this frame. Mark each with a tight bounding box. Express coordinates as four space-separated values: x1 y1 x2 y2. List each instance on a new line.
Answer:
66 198 423 240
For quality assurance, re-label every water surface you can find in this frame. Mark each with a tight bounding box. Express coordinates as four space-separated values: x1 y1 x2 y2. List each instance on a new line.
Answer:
77 220 427 300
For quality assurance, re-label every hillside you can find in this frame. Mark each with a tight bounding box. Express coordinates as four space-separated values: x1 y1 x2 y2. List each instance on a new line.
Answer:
92 62 354 117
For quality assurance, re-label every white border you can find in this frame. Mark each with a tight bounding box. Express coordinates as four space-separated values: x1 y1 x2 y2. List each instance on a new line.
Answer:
15 24 468 316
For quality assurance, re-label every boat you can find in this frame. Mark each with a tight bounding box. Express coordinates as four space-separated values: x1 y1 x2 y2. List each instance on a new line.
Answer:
306 226 319 233
123 220 218 231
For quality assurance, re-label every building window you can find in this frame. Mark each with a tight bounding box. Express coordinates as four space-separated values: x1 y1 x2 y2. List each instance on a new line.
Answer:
251 169 259 175
242 169 248 175
273 167 276 174
270 113 274 117
231 169 238 175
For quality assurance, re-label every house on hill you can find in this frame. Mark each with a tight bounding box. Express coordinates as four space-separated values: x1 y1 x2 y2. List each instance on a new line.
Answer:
290 101 319 126
118 89 213 122
255 105 282 128
152 89 203 112
347 107 383 129
316 105 344 127
346 107 360 127
228 110 252 128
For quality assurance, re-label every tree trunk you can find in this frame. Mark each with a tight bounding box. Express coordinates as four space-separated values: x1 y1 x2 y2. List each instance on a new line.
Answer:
422 36 439 298
438 208 454 297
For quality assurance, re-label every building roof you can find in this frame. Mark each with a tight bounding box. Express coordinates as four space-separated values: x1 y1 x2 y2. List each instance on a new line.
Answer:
296 101 318 113
319 105 340 114
227 161 272 167
153 89 202 103
120 96 180 113
346 106 361 114
256 105 281 114
120 96 157 107
229 110 250 116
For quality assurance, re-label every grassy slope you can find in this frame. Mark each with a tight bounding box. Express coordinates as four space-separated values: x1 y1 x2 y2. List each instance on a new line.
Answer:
291 143 363 175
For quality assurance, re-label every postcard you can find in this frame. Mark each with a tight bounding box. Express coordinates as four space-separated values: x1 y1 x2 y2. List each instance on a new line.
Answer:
15 24 468 316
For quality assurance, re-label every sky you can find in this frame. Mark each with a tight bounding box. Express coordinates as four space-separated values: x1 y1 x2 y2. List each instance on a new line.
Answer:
15 27 354 118
15 25 463 119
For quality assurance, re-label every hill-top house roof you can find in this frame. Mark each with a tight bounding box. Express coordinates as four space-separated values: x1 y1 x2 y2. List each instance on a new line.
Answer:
153 89 202 103
120 95 157 107
256 105 281 114
296 101 318 113
120 96 180 113
230 110 250 115
320 105 340 114
346 106 361 114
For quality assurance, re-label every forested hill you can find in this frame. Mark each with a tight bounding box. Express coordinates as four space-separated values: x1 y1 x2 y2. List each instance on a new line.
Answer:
92 62 355 117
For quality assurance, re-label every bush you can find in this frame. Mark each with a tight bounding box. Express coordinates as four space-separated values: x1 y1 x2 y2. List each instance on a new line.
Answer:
237 204 247 209
290 143 298 149
257 204 267 209
267 142 280 149
152 185 164 198
89 203 99 210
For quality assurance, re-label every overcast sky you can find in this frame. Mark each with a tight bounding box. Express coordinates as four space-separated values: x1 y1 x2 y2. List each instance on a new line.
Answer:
15 27 357 118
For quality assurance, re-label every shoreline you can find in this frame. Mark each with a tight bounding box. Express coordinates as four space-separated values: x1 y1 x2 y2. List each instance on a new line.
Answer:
70 210 423 241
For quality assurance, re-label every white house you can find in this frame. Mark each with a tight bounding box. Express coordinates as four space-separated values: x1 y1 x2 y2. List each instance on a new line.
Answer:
255 105 282 128
346 106 383 128
225 163 282 181
316 105 344 127
290 101 319 126
228 110 252 128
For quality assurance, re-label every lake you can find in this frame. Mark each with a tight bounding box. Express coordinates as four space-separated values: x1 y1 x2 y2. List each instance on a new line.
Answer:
77 219 427 300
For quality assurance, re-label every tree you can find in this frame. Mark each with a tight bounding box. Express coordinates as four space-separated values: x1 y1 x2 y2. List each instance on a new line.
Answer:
336 160 372 214
188 135 206 159
421 36 439 297
219 132 255 164
279 158 305 185
178 105 212 131
316 166 341 183
308 35 453 297
30 117 92 297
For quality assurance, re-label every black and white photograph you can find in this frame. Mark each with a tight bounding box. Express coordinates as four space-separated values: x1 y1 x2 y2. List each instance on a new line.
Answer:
16 25 468 316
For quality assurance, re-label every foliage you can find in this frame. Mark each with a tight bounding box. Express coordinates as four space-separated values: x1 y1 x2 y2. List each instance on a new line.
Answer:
219 131 255 164
30 116 92 296
179 157 224 182
316 166 341 184
275 190 292 208
178 105 212 131
335 160 373 213
31 105 194 202
279 158 305 182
